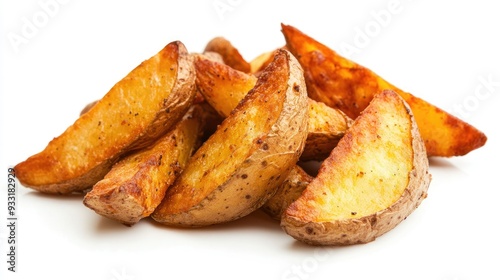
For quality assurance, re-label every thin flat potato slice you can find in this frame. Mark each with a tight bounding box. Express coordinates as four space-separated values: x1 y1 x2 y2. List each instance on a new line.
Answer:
152 49 309 227
194 55 352 161
281 23 487 157
83 104 205 225
282 90 432 245
204 36 251 73
15 41 196 194
261 165 313 221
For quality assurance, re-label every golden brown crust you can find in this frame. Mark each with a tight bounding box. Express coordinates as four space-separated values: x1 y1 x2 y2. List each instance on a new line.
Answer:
203 37 251 73
281 23 487 157
194 55 351 161
261 165 313 220
151 49 309 227
14 41 196 194
281 90 432 245
301 99 353 161
83 105 204 225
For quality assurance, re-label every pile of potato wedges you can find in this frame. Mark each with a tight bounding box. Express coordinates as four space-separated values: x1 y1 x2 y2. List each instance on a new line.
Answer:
14 24 486 246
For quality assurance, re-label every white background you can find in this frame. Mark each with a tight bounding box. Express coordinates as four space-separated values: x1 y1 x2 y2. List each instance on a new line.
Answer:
1 1 499 280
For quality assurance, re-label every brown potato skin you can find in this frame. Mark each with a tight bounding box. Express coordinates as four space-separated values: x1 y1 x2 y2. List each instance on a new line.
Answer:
194 55 351 161
83 105 204 225
281 24 487 157
14 41 196 194
204 36 251 73
151 50 309 227
281 90 432 245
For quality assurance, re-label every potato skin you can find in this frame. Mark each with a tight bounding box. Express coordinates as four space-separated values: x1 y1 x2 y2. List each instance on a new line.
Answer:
152 49 309 227
281 90 432 245
281 23 487 157
83 105 204 225
194 55 351 161
14 41 196 194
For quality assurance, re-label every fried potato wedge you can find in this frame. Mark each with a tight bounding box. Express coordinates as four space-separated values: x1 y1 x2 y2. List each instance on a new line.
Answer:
281 24 487 157
261 165 313 221
204 36 251 73
194 54 352 161
83 104 205 225
249 49 275 74
281 90 432 245
303 99 353 161
14 41 196 194
151 49 309 227
249 47 287 75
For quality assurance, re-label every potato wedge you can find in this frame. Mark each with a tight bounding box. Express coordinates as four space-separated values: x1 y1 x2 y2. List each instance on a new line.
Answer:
249 47 287 75
204 36 251 73
261 165 313 221
249 49 275 74
303 99 353 161
83 104 205 225
281 90 432 245
281 23 487 157
151 49 309 227
194 54 352 161
14 41 196 194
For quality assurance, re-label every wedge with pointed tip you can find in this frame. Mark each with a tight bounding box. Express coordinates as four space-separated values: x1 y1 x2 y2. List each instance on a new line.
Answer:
83 104 205 225
14 41 196 194
204 36 251 73
281 90 432 245
151 49 309 227
281 23 487 157
194 54 352 161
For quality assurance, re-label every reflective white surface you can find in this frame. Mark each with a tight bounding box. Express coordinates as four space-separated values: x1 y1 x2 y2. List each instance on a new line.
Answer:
1 1 499 280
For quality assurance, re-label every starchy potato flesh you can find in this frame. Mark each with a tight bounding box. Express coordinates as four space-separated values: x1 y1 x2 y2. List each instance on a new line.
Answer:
282 90 432 245
83 105 204 225
194 55 352 161
14 41 196 194
151 49 309 227
281 23 487 157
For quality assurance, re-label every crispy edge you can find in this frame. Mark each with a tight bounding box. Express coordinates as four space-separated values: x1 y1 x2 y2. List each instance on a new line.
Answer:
281 90 432 245
83 105 204 225
152 50 309 227
14 41 196 194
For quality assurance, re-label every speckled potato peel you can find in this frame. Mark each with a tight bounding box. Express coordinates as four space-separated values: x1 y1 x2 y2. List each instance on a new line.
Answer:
151 49 309 227
281 90 432 245
83 105 205 225
194 54 352 161
14 41 196 194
